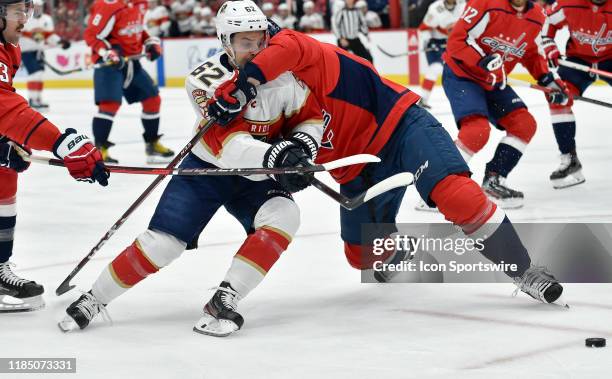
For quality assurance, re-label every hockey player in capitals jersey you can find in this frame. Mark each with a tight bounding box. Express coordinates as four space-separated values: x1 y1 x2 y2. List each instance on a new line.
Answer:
541 0 611 188
208 6 567 305
19 0 69 110
418 0 465 108
0 0 108 313
443 0 571 208
84 0 174 164
59 1 324 336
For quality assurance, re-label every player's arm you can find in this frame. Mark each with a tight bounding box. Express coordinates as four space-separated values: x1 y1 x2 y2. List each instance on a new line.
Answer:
83 4 121 61
445 0 490 73
541 5 566 68
185 59 272 170
244 30 323 85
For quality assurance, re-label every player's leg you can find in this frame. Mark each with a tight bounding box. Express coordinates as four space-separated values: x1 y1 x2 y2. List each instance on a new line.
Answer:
0 168 44 312
194 179 300 336
92 65 124 163
59 154 229 331
480 86 535 208
123 61 175 163
419 41 444 108
22 51 47 110
396 105 563 304
348 38 373 63
548 58 596 188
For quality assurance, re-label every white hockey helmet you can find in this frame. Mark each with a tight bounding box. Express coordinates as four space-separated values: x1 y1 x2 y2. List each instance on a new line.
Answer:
216 0 269 64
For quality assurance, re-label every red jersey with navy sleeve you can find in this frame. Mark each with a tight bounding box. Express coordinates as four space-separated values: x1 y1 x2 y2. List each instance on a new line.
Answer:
443 0 549 90
544 0 612 63
245 30 421 184
0 41 60 151
84 0 150 62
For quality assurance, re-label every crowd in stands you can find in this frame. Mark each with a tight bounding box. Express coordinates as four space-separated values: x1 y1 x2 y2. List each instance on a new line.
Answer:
49 0 399 40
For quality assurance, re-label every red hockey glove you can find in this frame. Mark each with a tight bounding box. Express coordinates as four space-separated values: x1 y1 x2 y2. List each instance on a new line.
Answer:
144 37 162 61
542 37 561 68
206 70 257 126
53 129 109 186
0 142 30 173
479 53 507 89
538 73 573 107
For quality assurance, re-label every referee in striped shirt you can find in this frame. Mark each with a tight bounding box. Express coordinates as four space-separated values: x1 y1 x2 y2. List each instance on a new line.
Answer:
332 0 373 62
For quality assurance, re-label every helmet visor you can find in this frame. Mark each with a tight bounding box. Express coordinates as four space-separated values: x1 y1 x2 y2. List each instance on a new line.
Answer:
4 1 34 22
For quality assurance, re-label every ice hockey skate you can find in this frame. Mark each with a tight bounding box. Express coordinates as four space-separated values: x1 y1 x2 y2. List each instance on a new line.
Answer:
58 291 110 332
28 99 49 112
513 265 567 306
0 262 45 313
96 142 119 164
482 171 524 209
193 282 244 337
550 152 585 189
145 137 175 164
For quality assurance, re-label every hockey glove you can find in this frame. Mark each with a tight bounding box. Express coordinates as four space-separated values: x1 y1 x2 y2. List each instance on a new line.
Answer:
53 129 109 186
479 53 506 89
263 140 314 193
542 37 561 68
144 37 162 61
538 73 572 107
268 18 281 38
0 142 30 173
206 70 257 126
100 49 124 69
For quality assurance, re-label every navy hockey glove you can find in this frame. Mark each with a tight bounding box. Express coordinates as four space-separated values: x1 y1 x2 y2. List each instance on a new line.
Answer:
267 18 281 38
479 53 506 89
144 37 162 61
0 142 30 173
206 70 257 126
538 73 572 106
264 140 314 193
53 129 109 186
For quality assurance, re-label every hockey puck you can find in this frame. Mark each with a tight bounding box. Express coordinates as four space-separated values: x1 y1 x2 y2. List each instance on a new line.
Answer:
585 338 606 348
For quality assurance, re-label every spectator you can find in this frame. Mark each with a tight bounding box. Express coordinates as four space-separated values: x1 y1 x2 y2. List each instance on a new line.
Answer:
191 6 216 36
276 3 297 29
299 1 325 32
145 0 171 37
367 0 389 28
170 0 196 37
356 0 381 29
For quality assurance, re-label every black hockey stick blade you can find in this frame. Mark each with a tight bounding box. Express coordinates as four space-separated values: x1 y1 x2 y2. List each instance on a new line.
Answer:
56 278 76 296
311 172 414 210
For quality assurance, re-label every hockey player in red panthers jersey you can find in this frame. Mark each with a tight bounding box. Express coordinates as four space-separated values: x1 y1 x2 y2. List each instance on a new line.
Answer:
542 0 611 188
208 21 566 305
0 0 108 313
443 0 571 207
84 0 174 164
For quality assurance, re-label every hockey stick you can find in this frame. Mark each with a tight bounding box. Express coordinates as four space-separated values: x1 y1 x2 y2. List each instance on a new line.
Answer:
376 45 445 58
24 154 381 176
559 59 612 80
43 53 147 76
508 78 612 109
310 172 414 211
55 118 215 296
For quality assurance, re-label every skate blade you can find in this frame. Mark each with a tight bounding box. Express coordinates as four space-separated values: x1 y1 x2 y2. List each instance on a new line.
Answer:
551 172 585 189
193 314 239 337
58 315 80 333
485 195 523 209
414 200 439 213
0 295 45 313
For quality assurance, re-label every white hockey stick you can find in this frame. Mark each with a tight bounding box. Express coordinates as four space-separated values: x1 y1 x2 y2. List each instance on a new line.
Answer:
311 172 414 210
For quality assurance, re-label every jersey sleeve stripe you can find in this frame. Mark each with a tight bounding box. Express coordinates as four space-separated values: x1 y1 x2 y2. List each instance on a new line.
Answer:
23 117 48 146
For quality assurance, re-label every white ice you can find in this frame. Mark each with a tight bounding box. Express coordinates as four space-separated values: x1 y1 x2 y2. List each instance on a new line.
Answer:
3 86 612 379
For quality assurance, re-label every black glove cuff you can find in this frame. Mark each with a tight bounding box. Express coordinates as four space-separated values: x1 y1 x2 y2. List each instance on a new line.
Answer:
289 132 318 161
263 140 297 169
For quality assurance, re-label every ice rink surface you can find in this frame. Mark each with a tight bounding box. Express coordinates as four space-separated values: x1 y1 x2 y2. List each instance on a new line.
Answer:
3 85 612 379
